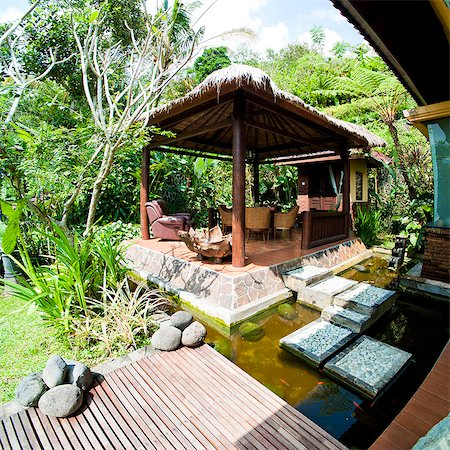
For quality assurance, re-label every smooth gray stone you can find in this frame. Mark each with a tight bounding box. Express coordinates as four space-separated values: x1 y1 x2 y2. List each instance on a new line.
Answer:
65 360 93 391
170 311 193 331
38 385 83 418
42 355 67 388
354 264 369 273
182 321 207 347
15 372 47 407
152 326 182 351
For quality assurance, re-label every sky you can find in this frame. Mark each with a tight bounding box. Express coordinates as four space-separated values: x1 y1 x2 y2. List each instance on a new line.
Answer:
0 0 366 55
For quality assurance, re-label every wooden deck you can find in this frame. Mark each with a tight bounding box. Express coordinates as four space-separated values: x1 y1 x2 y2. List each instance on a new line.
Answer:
134 230 353 276
370 342 450 449
0 344 346 450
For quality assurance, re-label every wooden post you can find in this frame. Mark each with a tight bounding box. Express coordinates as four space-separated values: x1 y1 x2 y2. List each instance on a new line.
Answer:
140 146 150 240
301 211 312 250
252 156 260 205
341 148 350 236
232 91 246 268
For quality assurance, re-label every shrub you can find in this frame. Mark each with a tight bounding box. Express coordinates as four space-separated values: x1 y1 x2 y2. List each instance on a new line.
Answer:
354 205 382 247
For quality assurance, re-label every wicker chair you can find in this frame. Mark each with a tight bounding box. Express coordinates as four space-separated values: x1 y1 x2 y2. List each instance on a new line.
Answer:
218 205 232 234
273 205 299 239
245 207 271 243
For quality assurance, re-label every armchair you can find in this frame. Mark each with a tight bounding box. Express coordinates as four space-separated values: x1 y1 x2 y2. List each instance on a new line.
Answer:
218 205 232 234
273 205 299 239
245 207 271 243
145 201 190 240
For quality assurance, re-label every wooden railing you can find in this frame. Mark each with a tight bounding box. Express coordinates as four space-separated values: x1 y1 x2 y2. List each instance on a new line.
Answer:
301 210 349 250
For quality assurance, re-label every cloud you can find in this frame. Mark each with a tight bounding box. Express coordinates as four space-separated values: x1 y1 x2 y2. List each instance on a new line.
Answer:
297 28 343 57
0 7 23 24
256 22 289 53
306 8 345 23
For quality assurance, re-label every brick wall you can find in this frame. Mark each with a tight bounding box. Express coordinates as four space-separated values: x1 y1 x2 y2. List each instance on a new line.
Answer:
421 227 450 283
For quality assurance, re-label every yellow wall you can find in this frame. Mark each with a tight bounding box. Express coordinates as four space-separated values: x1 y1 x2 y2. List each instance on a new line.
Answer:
350 160 368 203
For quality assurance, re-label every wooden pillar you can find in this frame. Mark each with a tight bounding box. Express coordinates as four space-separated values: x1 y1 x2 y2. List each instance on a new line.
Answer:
341 147 350 236
252 156 260 205
232 91 246 267
140 146 150 240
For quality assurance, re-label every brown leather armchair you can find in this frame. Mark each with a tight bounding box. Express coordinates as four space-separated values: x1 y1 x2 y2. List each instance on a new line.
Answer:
145 201 190 240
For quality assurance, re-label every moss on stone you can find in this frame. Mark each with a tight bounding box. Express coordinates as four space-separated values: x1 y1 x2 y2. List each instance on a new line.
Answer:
238 322 265 341
213 338 234 360
277 303 298 320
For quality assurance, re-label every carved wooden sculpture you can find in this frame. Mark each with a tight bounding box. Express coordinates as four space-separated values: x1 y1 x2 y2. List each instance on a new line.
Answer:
178 226 232 263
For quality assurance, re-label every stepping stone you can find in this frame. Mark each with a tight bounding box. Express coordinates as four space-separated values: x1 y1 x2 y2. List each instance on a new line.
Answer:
321 305 371 333
301 276 357 310
279 319 356 368
334 283 396 320
324 336 412 399
282 265 331 293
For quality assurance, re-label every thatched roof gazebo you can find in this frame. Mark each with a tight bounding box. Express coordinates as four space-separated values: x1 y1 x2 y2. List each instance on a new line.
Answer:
141 64 386 267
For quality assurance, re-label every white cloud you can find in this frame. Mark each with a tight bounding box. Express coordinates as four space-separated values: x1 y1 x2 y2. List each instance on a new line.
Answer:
0 7 23 24
256 22 289 53
297 28 343 57
306 8 345 23
193 0 266 52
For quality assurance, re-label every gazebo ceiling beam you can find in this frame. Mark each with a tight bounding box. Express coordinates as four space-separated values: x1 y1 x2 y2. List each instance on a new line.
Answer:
152 147 232 162
262 151 336 164
148 119 233 149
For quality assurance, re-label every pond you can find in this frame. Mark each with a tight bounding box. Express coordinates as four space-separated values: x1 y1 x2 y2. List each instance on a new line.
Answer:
201 257 449 449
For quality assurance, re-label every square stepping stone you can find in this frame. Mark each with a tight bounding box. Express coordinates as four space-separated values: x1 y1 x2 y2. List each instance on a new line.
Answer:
321 305 371 333
282 266 331 293
301 276 357 310
279 318 356 368
324 336 412 399
334 283 396 319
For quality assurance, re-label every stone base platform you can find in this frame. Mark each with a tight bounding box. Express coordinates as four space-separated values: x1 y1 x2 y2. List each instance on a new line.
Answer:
279 319 356 367
282 265 331 292
321 305 371 333
324 336 412 399
301 276 358 310
126 239 369 331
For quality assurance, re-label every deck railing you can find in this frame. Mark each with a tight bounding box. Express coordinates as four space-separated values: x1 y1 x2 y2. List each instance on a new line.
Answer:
301 210 348 250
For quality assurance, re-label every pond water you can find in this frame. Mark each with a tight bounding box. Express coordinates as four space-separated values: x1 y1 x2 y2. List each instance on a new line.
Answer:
200 257 449 449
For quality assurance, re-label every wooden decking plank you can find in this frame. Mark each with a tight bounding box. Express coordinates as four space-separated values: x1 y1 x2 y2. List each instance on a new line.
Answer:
138 356 239 448
27 408 60 450
83 383 136 449
17 413 42 450
395 410 439 437
94 381 153 450
173 347 304 450
189 346 317 450
0 420 13 450
199 344 345 448
105 372 171 450
35 408 73 450
122 363 203 450
193 345 343 450
155 351 276 450
115 366 192 450
3 417 22 450
69 410 105 450
130 360 221 450
108 370 180 449
10 414 31 450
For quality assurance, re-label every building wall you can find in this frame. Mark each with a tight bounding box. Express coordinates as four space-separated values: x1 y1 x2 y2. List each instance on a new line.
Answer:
350 160 368 203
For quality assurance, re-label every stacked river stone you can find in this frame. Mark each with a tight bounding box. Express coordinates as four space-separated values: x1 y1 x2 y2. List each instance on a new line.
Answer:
15 356 93 418
151 311 207 351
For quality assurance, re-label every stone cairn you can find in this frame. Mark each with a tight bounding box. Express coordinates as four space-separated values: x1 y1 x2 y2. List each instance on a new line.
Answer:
151 311 207 351
15 356 93 418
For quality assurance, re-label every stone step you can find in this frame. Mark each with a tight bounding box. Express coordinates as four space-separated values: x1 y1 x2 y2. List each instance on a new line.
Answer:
323 335 412 399
279 318 356 368
301 276 358 310
321 305 372 333
334 283 397 320
282 265 332 293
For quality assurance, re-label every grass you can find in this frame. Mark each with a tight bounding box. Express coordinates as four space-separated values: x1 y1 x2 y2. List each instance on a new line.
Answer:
0 294 105 404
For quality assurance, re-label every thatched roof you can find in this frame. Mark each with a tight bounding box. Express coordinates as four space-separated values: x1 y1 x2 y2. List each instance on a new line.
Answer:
146 64 386 162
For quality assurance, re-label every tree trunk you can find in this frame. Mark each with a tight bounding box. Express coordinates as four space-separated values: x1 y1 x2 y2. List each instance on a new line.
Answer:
387 121 417 200
84 143 115 235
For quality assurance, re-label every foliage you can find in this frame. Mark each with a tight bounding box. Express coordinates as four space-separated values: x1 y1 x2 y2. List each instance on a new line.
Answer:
3 223 128 332
192 46 231 83
354 205 383 247
259 165 298 209
70 279 168 356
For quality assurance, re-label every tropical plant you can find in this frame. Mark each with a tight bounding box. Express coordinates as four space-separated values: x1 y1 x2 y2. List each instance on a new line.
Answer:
192 46 231 83
353 205 383 247
70 279 168 355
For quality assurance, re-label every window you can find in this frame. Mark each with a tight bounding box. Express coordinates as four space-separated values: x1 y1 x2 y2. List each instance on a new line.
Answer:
355 171 363 201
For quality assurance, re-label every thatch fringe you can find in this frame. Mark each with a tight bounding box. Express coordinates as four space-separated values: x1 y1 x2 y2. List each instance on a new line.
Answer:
150 64 386 148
